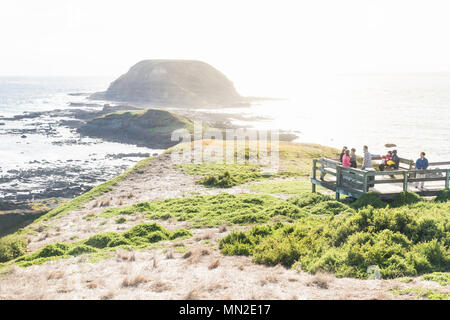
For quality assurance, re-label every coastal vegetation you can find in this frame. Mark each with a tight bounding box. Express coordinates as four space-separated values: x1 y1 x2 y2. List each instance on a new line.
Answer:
97 193 305 227
2 223 191 267
79 109 194 148
175 141 340 187
219 192 450 279
1 138 448 300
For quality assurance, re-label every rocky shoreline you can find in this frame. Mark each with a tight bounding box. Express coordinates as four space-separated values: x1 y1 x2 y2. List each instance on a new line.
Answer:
0 99 298 214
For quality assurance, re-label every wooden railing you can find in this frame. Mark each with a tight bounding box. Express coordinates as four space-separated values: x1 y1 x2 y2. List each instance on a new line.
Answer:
312 158 450 199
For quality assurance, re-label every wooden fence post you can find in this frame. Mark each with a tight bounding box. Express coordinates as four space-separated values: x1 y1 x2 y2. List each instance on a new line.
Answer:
363 172 368 193
312 159 317 193
335 166 341 200
403 172 408 192
446 170 450 189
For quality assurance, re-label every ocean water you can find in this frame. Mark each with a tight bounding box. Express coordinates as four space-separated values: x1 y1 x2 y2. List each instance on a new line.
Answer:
1 74 449 201
0 77 163 201
200 74 450 162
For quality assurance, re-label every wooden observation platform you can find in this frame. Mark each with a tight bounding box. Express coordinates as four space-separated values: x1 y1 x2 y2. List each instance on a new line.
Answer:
311 157 450 200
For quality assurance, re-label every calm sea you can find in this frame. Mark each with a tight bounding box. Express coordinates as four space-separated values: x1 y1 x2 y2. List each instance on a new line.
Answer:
206 74 450 162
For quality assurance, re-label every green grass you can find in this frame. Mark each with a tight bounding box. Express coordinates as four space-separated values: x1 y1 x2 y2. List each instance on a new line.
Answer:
98 193 308 228
219 199 450 279
174 141 341 187
391 287 449 300
422 272 450 286
5 222 191 268
177 163 265 188
247 179 326 195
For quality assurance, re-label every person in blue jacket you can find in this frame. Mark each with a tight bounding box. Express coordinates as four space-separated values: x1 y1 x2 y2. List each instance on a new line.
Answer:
415 152 429 190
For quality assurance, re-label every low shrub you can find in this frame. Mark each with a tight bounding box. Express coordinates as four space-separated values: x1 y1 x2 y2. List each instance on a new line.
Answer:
435 189 450 203
288 193 332 208
220 202 450 279
67 244 98 256
10 223 192 268
422 272 450 286
0 235 28 263
200 171 238 188
84 232 124 249
307 201 355 215
351 192 387 210
390 191 422 208
102 193 303 227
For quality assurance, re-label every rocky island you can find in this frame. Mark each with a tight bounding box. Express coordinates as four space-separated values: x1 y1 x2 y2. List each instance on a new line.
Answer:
89 60 247 107
78 109 193 148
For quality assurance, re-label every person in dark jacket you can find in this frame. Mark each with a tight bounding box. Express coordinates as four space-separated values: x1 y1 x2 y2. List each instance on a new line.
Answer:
390 150 400 169
350 148 357 168
415 152 429 190
339 146 348 163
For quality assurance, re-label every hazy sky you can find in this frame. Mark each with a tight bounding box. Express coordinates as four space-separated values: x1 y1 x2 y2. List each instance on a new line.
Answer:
1 0 450 95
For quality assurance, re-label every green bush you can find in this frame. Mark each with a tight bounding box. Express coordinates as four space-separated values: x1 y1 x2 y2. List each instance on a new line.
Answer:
0 235 28 263
308 201 355 215
199 171 238 188
11 222 193 267
178 163 263 188
67 244 98 256
219 201 450 279
84 232 123 249
422 272 450 286
123 223 170 240
288 193 332 208
390 191 422 208
351 192 387 210
102 193 302 227
435 189 450 203
169 229 192 240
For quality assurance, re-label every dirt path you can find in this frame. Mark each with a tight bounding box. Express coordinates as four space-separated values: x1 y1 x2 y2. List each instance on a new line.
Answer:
1 153 447 300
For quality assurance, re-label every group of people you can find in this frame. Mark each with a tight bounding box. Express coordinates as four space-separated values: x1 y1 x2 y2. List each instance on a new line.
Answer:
338 145 430 190
339 147 358 168
339 146 374 170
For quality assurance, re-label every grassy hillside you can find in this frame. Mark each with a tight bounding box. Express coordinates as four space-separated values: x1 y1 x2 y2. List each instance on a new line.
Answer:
1 140 448 300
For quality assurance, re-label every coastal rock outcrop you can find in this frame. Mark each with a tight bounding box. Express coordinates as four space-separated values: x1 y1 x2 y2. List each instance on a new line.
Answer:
89 60 245 107
78 109 193 148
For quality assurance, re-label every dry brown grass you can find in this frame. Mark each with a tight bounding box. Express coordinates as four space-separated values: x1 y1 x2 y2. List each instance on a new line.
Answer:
185 288 202 300
86 280 98 289
194 232 213 241
183 247 211 264
182 250 193 259
151 280 171 293
115 249 136 262
116 198 124 206
265 274 278 284
151 256 158 269
100 291 115 300
121 275 149 288
47 270 65 280
208 259 220 270
307 273 332 289
165 250 174 259
99 198 111 207
218 224 227 233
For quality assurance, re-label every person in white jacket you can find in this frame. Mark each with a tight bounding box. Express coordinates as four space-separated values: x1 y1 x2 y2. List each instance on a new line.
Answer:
362 145 373 170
